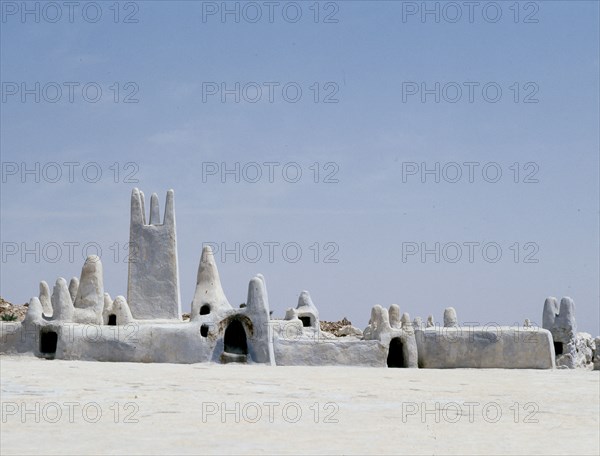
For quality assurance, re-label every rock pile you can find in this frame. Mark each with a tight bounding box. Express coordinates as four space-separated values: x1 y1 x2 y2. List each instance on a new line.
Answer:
320 317 363 337
0 297 27 322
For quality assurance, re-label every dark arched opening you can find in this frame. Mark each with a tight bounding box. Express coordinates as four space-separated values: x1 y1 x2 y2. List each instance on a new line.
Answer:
39 330 58 358
387 337 406 368
200 304 211 315
299 316 312 327
108 314 117 326
224 320 248 355
554 341 563 355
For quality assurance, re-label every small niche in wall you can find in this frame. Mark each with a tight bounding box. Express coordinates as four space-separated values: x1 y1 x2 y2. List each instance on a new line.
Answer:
200 324 209 337
39 330 58 358
300 316 312 327
554 341 563 355
200 305 211 315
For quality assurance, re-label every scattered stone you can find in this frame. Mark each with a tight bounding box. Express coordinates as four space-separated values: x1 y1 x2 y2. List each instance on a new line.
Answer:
320 317 353 335
572 332 594 369
593 337 600 370
337 325 363 337
0 297 27 322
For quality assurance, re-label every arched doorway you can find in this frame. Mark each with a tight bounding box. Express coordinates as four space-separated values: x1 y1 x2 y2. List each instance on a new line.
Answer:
221 320 248 363
299 316 313 327
387 337 406 368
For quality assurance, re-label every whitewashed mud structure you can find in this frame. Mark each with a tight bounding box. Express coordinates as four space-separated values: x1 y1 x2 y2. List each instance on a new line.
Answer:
2 188 596 369
542 297 597 369
127 189 181 320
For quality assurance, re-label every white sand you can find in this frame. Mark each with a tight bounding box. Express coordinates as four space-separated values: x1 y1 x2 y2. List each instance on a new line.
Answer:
1 356 598 455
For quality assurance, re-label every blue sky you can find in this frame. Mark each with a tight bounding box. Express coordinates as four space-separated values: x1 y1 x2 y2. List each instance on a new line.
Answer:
1 0 598 334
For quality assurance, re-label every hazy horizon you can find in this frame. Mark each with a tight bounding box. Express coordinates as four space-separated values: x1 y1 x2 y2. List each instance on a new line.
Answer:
1 1 598 335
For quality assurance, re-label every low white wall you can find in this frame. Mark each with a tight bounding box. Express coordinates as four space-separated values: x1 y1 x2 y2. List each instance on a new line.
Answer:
274 337 387 366
415 326 555 369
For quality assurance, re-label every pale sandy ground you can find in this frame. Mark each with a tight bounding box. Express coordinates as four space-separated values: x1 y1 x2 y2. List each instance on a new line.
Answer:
1 356 598 455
